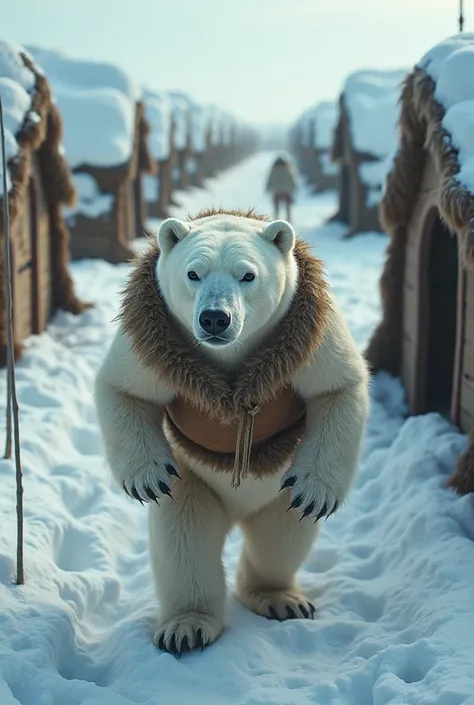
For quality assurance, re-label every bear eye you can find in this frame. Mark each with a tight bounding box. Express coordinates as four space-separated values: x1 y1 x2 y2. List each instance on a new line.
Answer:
187 271 200 281
241 272 255 282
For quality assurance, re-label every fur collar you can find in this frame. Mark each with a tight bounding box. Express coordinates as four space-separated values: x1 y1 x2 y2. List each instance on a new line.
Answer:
120 228 332 425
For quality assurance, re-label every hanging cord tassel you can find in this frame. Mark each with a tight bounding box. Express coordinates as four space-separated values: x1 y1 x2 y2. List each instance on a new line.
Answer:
231 405 260 489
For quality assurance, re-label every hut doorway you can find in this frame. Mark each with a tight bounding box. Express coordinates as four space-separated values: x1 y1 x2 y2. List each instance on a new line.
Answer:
418 211 459 417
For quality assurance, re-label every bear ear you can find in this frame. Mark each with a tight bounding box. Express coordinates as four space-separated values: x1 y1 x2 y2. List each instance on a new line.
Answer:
260 220 295 255
158 218 191 253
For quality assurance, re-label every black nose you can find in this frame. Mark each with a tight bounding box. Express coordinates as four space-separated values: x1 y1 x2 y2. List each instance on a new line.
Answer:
199 309 231 335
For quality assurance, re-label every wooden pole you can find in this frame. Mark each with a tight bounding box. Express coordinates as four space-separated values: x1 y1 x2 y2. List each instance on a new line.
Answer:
0 95 24 585
459 0 464 31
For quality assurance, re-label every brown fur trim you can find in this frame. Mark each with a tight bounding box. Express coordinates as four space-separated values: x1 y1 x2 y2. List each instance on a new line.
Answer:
164 413 306 476
120 212 332 424
188 206 270 222
447 430 474 495
136 102 155 175
0 50 87 364
366 66 474 375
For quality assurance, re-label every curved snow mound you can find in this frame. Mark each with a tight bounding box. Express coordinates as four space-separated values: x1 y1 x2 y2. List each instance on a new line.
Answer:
26 45 139 101
143 89 171 161
53 86 134 169
27 46 138 169
419 33 474 196
0 40 36 190
343 69 407 158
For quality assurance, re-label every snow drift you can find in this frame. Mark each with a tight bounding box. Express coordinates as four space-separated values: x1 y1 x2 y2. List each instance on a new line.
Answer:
0 154 472 705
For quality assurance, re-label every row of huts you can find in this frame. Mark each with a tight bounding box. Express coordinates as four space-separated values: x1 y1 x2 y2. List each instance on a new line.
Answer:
289 68 406 235
0 40 258 364
293 33 474 496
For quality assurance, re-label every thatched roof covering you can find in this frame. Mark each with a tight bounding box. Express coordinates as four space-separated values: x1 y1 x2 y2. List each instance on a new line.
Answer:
381 66 474 270
0 44 76 235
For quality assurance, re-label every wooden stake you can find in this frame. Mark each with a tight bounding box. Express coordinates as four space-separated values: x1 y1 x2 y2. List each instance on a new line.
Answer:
0 95 24 585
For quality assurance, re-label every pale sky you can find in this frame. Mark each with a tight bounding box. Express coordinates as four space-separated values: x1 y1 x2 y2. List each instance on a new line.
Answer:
2 0 471 124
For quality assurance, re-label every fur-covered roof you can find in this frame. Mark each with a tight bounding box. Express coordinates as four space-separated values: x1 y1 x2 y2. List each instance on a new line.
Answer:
381 65 474 269
0 49 76 235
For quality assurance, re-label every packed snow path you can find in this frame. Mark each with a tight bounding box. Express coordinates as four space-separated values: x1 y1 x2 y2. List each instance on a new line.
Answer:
0 152 473 705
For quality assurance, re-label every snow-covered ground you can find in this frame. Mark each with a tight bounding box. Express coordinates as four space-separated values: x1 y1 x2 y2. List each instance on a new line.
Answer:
0 152 473 705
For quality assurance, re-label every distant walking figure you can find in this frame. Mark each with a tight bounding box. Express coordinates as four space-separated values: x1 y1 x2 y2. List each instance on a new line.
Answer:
265 156 298 221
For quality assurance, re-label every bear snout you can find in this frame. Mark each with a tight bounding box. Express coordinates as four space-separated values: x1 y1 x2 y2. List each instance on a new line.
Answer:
199 309 231 336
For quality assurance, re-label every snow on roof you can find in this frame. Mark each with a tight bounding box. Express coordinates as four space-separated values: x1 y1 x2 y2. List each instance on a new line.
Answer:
63 172 113 222
0 40 36 190
190 103 207 153
53 86 135 169
419 33 474 196
26 45 140 101
27 46 140 169
343 68 407 159
221 113 235 146
299 109 314 148
207 105 225 146
312 101 338 150
170 95 190 151
143 88 171 162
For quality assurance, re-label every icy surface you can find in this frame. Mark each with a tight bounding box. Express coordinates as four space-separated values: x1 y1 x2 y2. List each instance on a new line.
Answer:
343 69 406 159
420 33 474 196
143 88 171 161
0 41 36 190
62 173 114 222
0 152 473 705
27 46 138 168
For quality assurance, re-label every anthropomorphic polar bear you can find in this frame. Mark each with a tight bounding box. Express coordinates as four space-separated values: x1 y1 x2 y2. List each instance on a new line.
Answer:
94 208 369 655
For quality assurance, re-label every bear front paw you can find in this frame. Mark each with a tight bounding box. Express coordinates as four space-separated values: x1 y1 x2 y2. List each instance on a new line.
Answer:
280 469 340 522
123 461 180 505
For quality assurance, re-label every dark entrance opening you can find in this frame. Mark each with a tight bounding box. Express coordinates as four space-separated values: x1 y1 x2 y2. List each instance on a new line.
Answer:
424 216 458 415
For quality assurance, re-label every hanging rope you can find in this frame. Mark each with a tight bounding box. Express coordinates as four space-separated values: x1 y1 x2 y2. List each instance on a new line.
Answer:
0 95 24 585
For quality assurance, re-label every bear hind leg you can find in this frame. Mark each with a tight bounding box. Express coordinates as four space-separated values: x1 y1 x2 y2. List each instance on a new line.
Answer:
236 490 319 621
149 469 231 653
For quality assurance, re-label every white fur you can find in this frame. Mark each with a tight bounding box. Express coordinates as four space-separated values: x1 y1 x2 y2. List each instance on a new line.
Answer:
156 214 299 355
94 213 370 653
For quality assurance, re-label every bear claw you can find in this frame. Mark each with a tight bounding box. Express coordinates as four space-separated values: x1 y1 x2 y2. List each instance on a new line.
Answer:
165 463 181 479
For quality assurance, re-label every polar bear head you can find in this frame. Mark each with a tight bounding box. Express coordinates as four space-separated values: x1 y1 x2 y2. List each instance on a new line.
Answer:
156 211 299 357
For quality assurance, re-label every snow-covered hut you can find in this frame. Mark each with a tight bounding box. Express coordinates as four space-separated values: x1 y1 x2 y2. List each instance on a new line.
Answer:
27 46 154 263
292 102 339 192
188 102 208 187
0 41 86 365
170 93 192 192
200 105 221 179
311 102 339 192
366 33 474 495
142 89 174 219
331 69 407 235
